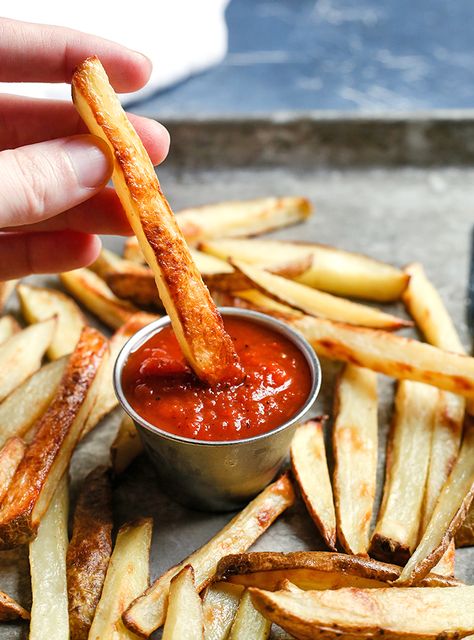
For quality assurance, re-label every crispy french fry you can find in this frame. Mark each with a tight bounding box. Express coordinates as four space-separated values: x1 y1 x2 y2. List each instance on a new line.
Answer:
456 502 474 547
67 466 113 640
0 314 20 344
370 380 438 564
290 420 336 550
88 518 152 640
60 267 153 330
29 474 69 640
432 541 456 577
290 314 474 396
82 313 153 437
0 357 67 449
163 565 204 640
231 261 411 330
215 551 460 590
17 283 85 359
333 365 377 555
0 317 55 402
397 421 474 585
228 589 271 640
202 582 244 640
0 590 29 621
0 327 107 548
123 474 294 637
0 437 25 502
0 279 17 312
72 57 242 385
249 582 474 639
201 239 408 301
111 414 144 475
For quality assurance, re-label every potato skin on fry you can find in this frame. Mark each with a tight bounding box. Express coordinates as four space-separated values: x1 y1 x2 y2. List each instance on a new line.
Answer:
67 466 113 640
0 590 29 621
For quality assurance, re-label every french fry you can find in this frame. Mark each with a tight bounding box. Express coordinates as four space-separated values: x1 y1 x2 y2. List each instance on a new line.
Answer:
432 541 456 577
82 312 153 437
290 420 336 550
201 239 408 301
0 314 20 344
249 582 474 639
162 565 204 640
397 420 474 585
0 327 107 548
403 262 465 575
0 279 17 311
88 518 152 640
215 551 460 590
202 582 243 640
90 247 145 280
231 261 411 330
123 236 145 263
0 357 67 449
72 57 242 385
290 313 474 396
456 502 474 547
228 589 271 640
123 474 294 637
60 267 152 329
333 365 377 555
67 466 113 640
17 283 85 359
0 437 25 502
111 414 144 475
29 474 69 640
0 317 55 402
369 380 438 564
0 590 29 621
233 289 301 318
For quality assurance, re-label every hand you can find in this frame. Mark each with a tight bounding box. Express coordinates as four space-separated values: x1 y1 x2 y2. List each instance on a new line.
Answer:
0 17 170 280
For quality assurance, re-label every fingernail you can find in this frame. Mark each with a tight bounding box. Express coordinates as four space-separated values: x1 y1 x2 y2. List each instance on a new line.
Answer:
64 136 112 189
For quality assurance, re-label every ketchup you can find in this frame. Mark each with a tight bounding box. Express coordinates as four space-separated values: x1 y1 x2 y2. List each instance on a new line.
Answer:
122 317 311 441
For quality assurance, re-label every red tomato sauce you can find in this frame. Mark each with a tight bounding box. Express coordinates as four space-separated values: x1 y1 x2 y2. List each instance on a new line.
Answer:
122 317 311 442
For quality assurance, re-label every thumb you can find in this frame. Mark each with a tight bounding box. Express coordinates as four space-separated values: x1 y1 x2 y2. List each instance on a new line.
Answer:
0 135 113 229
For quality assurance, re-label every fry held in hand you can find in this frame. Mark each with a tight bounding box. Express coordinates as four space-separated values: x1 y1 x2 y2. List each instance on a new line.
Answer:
333 365 377 555
162 565 204 640
123 474 294 636
0 327 107 548
72 57 242 385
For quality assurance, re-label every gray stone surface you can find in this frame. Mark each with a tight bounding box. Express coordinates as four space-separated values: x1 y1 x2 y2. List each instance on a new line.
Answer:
2 164 474 638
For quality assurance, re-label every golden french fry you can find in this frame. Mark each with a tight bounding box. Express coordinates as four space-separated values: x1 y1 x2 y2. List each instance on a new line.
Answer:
290 420 336 550
215 551 460 590
397 421 474 585
67 467 113 640
163 565 204 640
233 289 301 318
0 590 29 622
0 317 56 402
432 541 456 577
290 314 474 396
333 365 377 555
202 582 243 640
0 357 67 449
370 380 438 564
228 589 271 640
0 280 17 312
88 518 152 640
249 582 474 639
111 414 144 475
72 57 241 385
17 283 85 359
201 239 408 301
60 267 154 330
123 474 294 637
0 314 20 345
29 474 69 640
0 437 25 502
231 261 411 330
0 327 107 548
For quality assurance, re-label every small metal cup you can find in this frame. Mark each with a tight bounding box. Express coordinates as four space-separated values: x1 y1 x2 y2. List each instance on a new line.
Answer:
114 307 321 512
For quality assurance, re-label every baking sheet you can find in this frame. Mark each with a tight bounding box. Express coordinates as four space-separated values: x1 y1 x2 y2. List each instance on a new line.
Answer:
2 164 474 638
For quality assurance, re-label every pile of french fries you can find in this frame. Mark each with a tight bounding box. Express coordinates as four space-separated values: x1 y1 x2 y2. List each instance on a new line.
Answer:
1 190 474 638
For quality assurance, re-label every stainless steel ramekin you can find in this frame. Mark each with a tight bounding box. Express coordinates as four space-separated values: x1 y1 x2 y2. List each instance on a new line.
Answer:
114 307 321 511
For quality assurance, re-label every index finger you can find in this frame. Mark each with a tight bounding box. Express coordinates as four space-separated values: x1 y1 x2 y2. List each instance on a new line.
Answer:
0 17 151 92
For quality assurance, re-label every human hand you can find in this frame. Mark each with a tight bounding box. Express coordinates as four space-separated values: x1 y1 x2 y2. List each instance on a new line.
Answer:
0 17 170 280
